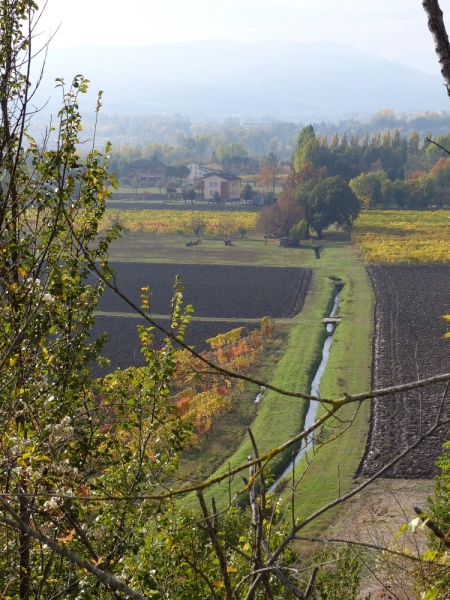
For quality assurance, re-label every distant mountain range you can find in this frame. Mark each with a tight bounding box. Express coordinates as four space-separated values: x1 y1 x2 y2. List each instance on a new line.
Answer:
30 40 450 120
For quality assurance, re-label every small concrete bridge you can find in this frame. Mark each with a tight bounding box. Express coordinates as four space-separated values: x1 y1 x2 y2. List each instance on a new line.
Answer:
322 318 342 325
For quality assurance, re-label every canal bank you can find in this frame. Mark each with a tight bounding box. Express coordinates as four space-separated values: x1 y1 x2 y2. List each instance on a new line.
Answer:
185 242 374 525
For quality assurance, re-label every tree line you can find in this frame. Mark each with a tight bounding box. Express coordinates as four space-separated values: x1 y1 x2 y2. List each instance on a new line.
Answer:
30 107 450 160
257 119 450 241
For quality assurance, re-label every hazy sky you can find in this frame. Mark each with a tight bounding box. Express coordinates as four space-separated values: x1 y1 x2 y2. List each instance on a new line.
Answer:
37 0 450 75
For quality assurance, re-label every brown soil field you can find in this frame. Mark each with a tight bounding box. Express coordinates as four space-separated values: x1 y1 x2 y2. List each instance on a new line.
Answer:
361 266 450 479
90 264 312 373
97 263 312 318
330 478 432 599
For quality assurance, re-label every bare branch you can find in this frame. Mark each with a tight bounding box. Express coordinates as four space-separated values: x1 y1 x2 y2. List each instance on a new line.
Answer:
294 536 427 563
423 0 450 96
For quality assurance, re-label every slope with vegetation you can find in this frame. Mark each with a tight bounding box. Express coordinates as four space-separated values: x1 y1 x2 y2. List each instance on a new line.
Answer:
4 1 450 599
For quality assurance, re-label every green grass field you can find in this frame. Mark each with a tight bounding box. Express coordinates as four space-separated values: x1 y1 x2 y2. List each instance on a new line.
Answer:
276 247 373 535
110 231 344 268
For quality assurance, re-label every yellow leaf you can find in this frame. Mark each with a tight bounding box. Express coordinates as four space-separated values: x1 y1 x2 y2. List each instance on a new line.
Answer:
227 566 238 573
34 455 51 463
213 581 225 588
421 549 439 561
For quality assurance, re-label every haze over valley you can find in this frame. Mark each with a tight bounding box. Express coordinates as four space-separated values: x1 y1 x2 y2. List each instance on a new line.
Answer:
33 40 450 122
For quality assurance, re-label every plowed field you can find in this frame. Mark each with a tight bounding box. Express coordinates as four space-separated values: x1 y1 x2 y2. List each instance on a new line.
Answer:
91 264 312 372
361 266 450 478
97 263 311 318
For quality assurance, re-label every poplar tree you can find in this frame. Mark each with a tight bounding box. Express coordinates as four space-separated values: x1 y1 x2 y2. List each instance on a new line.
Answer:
410 131 420 154
294 125 320 171
351 133 359 147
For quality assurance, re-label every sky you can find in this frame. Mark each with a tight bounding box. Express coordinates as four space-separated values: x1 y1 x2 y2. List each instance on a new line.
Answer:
37 0 450 75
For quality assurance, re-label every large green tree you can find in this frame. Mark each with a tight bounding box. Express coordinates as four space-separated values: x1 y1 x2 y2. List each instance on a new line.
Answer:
303 176 360 239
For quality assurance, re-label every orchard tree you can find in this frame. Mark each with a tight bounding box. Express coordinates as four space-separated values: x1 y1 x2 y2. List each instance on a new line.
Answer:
237 226 248 239
257 162 279 192
256 206 275 244
186 186 196 204
156 178 165 194
132 175 140 192
189 215 206 237
256 196 304 238
289 220 308 246
166 182 177 197
242 182 254 203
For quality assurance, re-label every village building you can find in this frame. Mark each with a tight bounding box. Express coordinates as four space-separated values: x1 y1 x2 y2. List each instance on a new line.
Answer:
200 172 242 202
127 160 166 184
187 163 213 182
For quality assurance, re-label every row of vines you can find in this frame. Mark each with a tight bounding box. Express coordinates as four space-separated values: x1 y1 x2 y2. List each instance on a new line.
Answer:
100 209 259 238
173 318 275 442
353 209 450 263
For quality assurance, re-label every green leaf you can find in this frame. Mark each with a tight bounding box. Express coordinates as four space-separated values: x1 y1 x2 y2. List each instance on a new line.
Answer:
394 523 408 539
421 589 438 600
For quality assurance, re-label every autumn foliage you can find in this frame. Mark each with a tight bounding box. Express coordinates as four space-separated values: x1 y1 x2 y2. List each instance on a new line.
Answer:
173 319 275 442
100 209 258 238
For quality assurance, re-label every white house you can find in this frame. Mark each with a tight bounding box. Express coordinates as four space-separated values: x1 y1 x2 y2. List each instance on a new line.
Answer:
200 173 242 202
187 163 215 182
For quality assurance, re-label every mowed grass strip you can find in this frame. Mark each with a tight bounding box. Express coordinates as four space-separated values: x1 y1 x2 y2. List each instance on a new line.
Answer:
109 235 320 267
278 246 374 536
108 229 359 269
191 271 337 509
